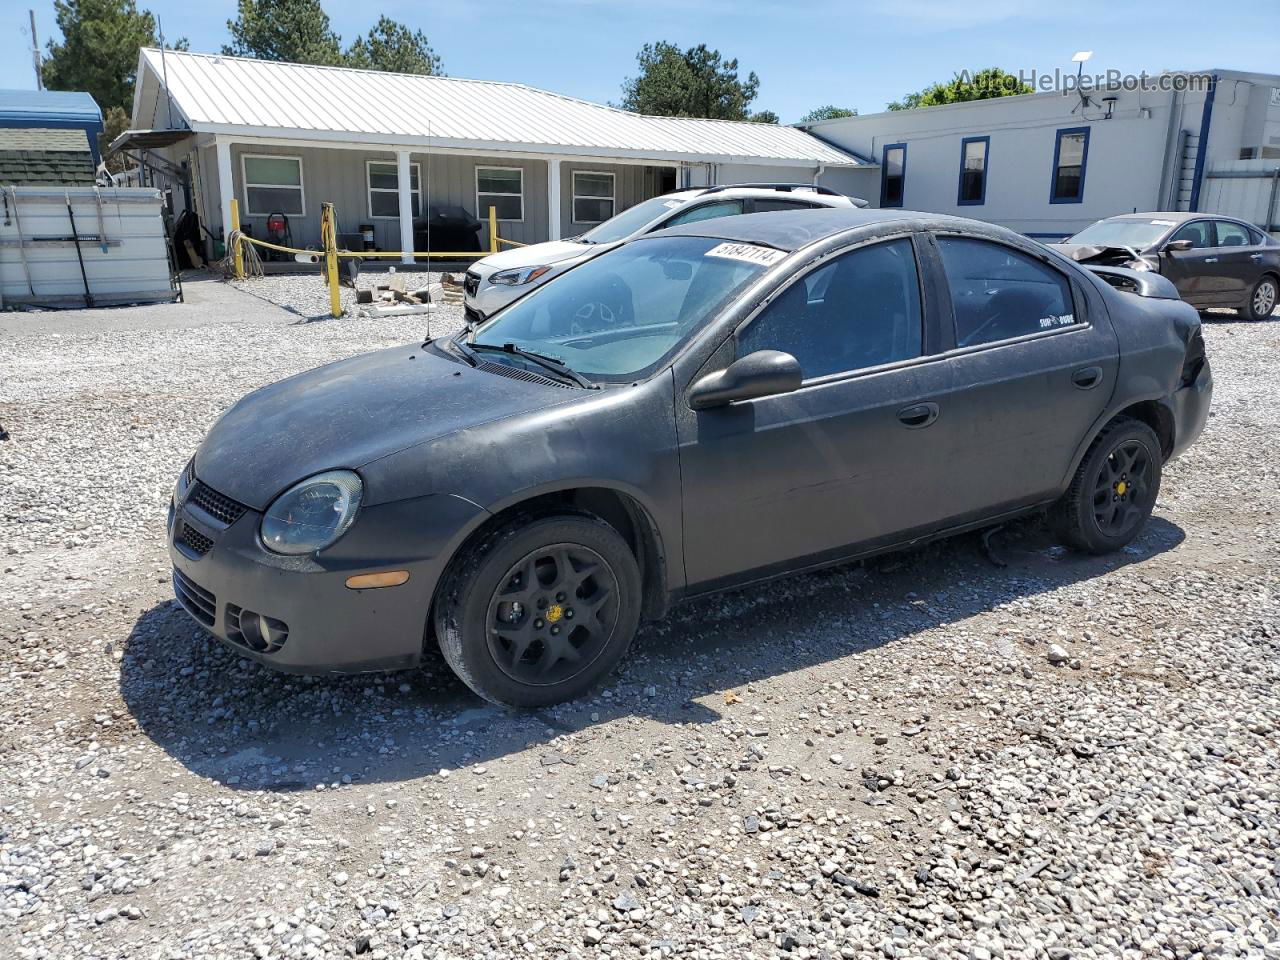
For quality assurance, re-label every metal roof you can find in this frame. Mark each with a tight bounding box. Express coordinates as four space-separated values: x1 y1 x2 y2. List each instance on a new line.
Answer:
136 49 862 168
0 89 103 130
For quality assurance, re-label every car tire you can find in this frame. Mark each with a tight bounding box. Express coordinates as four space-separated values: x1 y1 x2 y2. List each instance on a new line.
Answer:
1052 416 1163 555
1244 275 1278 321
433 512 642 707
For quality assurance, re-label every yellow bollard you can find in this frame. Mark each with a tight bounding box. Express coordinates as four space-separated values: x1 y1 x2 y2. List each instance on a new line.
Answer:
229 197 243 280
489 205 498 255
322 202 341 318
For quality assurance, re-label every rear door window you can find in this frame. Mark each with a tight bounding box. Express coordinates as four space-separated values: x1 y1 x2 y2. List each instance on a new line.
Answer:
1213 220 1252 247
751 198 819 213
663 199 745 227
936 237 1076 348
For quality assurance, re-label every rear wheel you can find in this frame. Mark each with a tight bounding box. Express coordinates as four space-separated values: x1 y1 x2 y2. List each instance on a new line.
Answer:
1245 275 1277 321
1052 417 1162 554
433 513 641 707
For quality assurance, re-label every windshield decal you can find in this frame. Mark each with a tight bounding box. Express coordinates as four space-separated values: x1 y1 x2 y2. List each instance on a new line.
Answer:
705 242 787 267
1149 219 1177 226
663 199 683 208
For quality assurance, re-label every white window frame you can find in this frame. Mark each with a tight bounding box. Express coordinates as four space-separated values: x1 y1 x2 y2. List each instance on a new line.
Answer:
241 153 305 217
475 165 524 223
571 170 616 224
366 159 421 220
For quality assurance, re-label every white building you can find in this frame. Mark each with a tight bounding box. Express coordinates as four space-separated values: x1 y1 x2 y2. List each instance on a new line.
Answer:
113 49 868 261
801 69 1280 239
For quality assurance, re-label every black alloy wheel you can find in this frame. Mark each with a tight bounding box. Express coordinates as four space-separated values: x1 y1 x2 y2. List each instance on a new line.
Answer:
1053 416 1163 554
434 513 641 707
487 543 619 686
1090 439 1155 540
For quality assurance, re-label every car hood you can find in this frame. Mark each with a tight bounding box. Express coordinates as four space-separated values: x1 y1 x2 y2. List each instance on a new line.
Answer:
477 239 591 271
194 344 574 509
1055 242 1154 263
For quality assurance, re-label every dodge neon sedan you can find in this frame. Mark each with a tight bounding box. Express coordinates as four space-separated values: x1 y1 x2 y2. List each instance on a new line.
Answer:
170 209 1212 706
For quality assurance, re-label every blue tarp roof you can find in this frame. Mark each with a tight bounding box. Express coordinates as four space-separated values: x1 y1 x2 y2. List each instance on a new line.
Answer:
0 89 103 131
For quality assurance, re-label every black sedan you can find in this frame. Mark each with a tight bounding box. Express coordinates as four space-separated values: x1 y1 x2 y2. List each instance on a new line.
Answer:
1056 212 1279 320
170 209 1212 706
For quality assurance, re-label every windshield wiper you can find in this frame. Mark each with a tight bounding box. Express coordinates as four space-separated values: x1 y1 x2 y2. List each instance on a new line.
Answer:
470 342 596 389
438 336 477 367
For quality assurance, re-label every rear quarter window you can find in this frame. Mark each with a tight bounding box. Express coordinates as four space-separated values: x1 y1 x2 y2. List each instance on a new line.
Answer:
936 236 1077 348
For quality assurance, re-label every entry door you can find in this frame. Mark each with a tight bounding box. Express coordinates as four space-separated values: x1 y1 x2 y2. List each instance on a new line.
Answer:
1160 219 1219 303
930 235 1119 515
677 236 957 588
1210 220 1265 300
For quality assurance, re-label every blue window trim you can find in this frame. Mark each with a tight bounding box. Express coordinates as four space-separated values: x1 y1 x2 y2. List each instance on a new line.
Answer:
1049 126 1090 205
956 136 990 206
880 142 906 208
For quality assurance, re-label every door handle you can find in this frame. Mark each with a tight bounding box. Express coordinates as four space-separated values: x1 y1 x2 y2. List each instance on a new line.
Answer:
1071 366 1102 389
1204 257 1219 263
897 402 939 429
1251 253 1264 261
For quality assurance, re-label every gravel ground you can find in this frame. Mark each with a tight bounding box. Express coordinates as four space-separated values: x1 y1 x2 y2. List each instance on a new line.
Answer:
2 276 1278 960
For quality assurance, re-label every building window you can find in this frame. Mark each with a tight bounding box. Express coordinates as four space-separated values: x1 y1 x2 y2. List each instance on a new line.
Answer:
880 143 906 208
476 166 523 222
1050 127 1089 204
367 160 421 219
957 136 989 206
572 171 615 223
242 155 304 217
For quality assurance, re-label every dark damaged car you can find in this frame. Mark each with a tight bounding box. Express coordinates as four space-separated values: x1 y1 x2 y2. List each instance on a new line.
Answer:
1056 212 1279 320
169 209 1212 706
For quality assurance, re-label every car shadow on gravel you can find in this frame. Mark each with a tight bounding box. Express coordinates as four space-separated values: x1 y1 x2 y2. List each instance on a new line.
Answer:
120 514 1184 792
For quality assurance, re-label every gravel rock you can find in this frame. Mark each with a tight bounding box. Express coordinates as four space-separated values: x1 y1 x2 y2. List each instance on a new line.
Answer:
1 296 1277 959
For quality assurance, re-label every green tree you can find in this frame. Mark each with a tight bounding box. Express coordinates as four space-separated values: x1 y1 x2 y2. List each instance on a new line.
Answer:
888 67 1030 110
799 105 857 123
344 15 442 74
42 0 186 161
224 0 344 66
43 0 186 122
619 42 774 122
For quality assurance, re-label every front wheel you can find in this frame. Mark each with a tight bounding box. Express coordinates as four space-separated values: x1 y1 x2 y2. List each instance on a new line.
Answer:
1052 417 1162 554
1245 275 1277 321
433 513 641 707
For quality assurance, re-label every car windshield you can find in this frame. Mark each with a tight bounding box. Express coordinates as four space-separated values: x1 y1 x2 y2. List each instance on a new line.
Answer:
468 235 775 381
577 195 690 244
1067 219 1176 249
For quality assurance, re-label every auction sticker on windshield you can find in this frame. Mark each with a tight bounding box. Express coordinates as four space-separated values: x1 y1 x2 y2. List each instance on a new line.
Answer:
706 242 788 267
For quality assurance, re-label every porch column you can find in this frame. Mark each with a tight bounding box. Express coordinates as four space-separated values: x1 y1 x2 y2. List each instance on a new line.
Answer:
396 150 414 264
215 136 235 242
547 157 562 240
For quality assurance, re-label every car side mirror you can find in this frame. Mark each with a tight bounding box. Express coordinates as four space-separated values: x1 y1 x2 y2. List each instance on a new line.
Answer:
688 350 803 410
1164 239 1194 252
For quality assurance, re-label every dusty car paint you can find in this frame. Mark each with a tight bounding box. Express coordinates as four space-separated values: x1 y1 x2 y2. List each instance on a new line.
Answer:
171 209 1212 678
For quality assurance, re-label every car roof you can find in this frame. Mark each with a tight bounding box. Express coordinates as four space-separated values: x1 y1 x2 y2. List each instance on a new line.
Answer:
1106 212 1219 224
648 207 963 251
665 185 854 205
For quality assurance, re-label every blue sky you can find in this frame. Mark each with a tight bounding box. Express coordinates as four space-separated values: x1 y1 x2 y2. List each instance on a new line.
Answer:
2 0 1274 123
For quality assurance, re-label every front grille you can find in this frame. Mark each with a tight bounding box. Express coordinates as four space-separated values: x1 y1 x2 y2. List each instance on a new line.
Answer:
188 481 247 526
177 522 214 557
463 270 480 296
474 359 572 388
173 568 216 626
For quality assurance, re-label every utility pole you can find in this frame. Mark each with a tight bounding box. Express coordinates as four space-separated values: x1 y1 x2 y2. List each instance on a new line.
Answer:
29 9 43 90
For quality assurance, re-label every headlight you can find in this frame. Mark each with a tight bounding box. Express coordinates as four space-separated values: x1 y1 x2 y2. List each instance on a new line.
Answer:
490 265 552 286
174 457 194 504
260 470 363 556
1128 258 1156 272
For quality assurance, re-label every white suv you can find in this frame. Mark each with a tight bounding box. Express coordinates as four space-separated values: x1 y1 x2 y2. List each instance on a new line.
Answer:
463 184 866 322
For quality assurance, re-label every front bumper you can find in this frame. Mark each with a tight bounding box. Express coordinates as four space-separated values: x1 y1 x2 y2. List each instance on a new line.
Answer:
167 485 486 673
1167 360 1213 461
